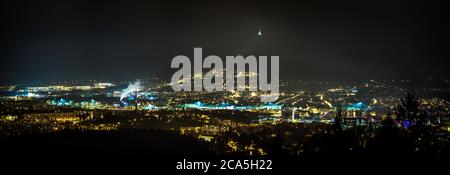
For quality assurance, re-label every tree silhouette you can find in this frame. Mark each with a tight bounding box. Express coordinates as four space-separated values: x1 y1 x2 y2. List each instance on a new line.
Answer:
396 92 421 123
334 103 343 132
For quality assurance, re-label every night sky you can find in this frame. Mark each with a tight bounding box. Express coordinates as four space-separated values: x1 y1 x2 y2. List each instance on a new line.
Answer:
1 0 449 83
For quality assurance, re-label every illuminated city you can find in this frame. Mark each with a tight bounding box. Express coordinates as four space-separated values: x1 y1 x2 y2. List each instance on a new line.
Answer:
1 78 449 156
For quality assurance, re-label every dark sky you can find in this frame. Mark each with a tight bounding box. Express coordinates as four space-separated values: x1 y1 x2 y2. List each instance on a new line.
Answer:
1 0 449 83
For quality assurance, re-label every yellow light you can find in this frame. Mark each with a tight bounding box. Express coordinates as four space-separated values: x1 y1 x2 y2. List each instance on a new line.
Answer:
198 135 213 142
372 98 378 104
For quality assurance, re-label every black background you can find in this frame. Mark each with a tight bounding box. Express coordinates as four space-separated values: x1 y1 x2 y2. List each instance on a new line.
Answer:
1 0 450 83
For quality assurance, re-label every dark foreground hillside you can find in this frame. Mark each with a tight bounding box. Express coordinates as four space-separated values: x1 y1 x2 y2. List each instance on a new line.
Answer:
0 129 213 155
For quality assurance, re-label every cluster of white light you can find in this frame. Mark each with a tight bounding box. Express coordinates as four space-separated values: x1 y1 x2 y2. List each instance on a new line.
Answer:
120 80 143 101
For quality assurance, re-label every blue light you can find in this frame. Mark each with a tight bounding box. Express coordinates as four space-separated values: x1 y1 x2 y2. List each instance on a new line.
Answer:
346 102 367 111
143 104 156 110
402 120 411 128
219 102 228 106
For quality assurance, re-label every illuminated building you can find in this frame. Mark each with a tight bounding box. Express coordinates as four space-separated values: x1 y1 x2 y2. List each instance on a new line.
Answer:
291 108 296 122
23 113 81 124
